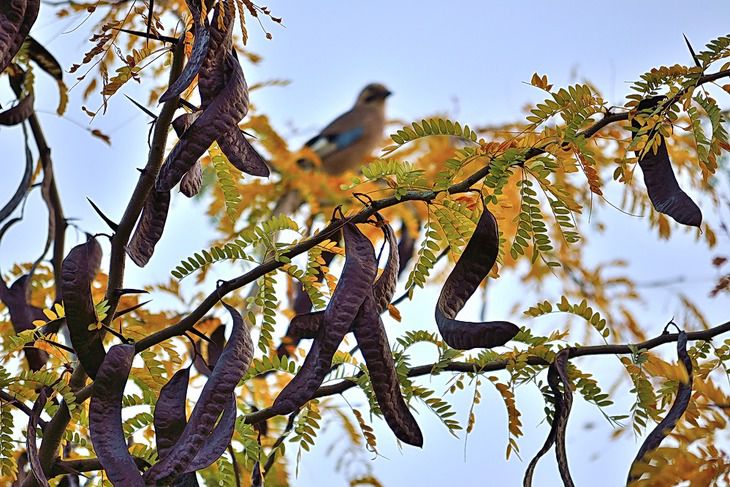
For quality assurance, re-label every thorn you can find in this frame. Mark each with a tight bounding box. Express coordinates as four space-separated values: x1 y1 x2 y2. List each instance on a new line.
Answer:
114 288 149 296
125 95 158 120
113 300 151 320
113 27 178 44
188 327 213 343
136 168 146 174
86 197 119 232
683 34 702 69
178 98 199 112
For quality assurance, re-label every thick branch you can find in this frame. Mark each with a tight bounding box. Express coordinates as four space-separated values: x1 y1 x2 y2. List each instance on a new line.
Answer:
242 320 730 425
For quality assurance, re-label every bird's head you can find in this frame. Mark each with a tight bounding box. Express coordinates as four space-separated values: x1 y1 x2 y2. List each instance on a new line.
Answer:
355 83 392 107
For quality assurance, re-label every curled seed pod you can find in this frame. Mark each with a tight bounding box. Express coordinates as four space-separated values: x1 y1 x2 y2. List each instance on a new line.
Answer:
61 237 106 379
627 331 692 484
27 387 49 487
0 132 32 224
89 344 144 486
632 97 702 227
127 189 170 267
0 0 40 73
284 311 323 340
154 367 190 458
158 2 210 103
156 50 249 191
179 160 203 197
0 89 34 125
372 220 399 312
207 323 226 368
218 128 270 177
352 294 423 446
271 222 378 416
144 303 253 483
27 36 62 80
0 275 48 370
552 350 574 487
397 220 417 277
251 461 263 487
435 207 519 350
523 354 563 487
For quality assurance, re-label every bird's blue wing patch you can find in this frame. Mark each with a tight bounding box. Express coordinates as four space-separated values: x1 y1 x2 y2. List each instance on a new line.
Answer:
331 126 364 150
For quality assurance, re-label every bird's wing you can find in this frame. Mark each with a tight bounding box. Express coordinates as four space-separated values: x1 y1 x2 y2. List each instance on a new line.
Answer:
305 109 366 158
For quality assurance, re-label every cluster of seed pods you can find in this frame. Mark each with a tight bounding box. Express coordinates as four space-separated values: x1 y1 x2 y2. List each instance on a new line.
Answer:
0 274 48 370
85 303 252 485
435 207 520 350
272 218 423 446
128 0 269 267
632 96 703 227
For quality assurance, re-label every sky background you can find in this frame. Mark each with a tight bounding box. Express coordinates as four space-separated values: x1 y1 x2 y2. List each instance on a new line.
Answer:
2 1 730 485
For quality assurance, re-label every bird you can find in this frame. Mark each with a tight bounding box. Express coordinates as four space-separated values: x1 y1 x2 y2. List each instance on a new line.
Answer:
299 83 392 175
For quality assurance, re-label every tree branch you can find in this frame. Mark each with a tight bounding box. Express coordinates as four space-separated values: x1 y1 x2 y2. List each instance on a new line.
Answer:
242 320 730 425
0 390 47 428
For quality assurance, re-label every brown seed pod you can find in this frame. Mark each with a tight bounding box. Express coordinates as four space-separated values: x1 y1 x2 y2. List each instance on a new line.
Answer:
0 275 48 370
154 367 190 458
180 393 236 474
0 131 32 225
218 128 270 177
435 207 519 350
552 350 574 487
271 222 377 416
89 344 144 486
627 331 692 484
144 303 252 483
352 294 423 446
179 160 203 197
0 89 34 125
26 36 62 80
27 387 49 487
0 0 40 73
397 220 417 277
156 50 249 192
197 0 234 106
60 237 106 379
158 0 210 103
127 188 171 267
632 97 702 227
171 112 200 137
523 356 561 487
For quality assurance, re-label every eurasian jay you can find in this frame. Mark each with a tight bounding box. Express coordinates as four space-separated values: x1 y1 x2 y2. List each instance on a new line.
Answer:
301 83 392 174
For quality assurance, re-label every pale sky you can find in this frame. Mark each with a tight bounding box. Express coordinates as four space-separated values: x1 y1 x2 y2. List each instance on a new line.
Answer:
1 1 730 485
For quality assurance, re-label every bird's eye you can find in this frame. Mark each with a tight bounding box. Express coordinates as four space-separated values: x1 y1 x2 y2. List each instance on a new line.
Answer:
364 93 377 103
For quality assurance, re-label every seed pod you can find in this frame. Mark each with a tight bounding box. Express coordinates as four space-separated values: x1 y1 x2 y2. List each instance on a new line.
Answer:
27 36 62 80
179 160 203 197
435 207 519 350
352 294 423 446
27 387 49 487
372 220 399 312
627 331 692 484
0 275 48 370
284 311 323 340
632 97 702 227
156 50 249 192
397 220 417 277
144 303 253 483
127 188 170 267
0 131 32 225
0 89 33 125
171 112 200 137
197 0 234 106
154 367 190 458
60 237 106 379
552 350 574 487
271 222 377 416
523 354 562 487
158 0 210 103
89 344 144 486
0 0 40 73
207 323 226 368
181 393 236 474
218 128 270 177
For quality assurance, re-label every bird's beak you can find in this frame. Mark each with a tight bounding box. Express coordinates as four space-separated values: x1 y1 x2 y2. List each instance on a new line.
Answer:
384 89 393 98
